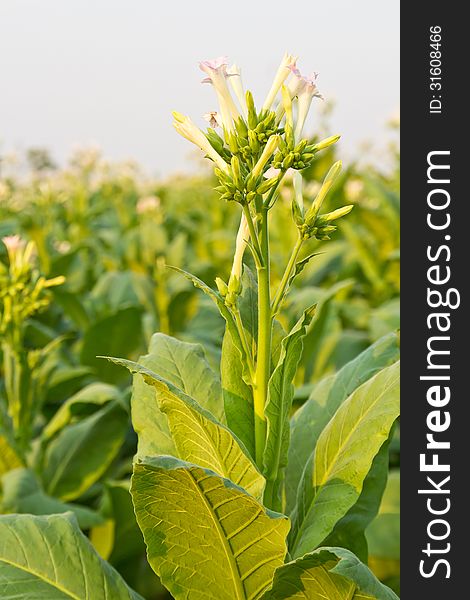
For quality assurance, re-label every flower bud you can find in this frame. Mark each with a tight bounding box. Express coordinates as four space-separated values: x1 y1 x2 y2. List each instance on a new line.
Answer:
251 134 280 179
318 204 353 223
215 277 229 297
312 134 341 152
305 160 342 224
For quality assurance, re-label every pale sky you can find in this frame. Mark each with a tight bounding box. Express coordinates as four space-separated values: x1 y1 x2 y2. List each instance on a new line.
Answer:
0 0 399 176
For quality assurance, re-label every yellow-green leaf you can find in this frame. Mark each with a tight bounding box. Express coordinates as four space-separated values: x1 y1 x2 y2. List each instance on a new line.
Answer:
290 362 400 557
132 456 289 600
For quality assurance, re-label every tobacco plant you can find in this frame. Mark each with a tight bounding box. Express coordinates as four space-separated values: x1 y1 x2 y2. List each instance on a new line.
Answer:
0 55 400 599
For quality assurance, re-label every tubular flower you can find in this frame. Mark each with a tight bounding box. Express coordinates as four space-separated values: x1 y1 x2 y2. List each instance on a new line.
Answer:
262 53 298 111
199 57 240 131
172 111 229 172
227 64 248 119
228 212 250 292
294 72 322 142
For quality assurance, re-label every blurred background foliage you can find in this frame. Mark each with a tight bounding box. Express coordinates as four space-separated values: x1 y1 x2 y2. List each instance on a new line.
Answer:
0 121 400 598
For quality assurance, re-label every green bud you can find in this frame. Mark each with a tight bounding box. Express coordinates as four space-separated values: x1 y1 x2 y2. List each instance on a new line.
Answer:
291 197 304 226
282 154 294 169
246 91 258 129
227 132 239 154
248 130 260 153
301 153 314 161
230 156 243 189
305 160 342 225
257 176 278 195
295 140 308 153
246 190 256 203
312 134 341 152
235 117 248 138
318 225 336 234
318 204 354 223
252 134 280 179
215 277 229 297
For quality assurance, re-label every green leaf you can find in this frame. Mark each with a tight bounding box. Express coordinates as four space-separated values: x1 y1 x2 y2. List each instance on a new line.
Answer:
366 470 400 561
112 333 223 458
264 306 315 480
221 328 255 457
286 332 400 513
1 468 104 530
0 513 143 599
292 280 354 383
105 358 264 499
132 456 289 600
319 435 392 561
137 333 223 420
262 547 399 599
80 306 144 383
168 265 245 361
289 361 400 558
43 382 124 440
221 268 259 460
42 400 128 501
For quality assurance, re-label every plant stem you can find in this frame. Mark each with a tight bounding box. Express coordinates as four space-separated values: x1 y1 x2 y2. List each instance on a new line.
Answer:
271 234 303 316
253 207 271 467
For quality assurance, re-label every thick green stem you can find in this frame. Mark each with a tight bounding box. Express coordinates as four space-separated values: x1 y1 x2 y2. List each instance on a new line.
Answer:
271 234 303 316
253 208 271 467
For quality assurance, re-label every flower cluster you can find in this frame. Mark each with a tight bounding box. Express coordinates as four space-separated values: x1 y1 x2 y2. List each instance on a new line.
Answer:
173 53 353 297
172 54 336 206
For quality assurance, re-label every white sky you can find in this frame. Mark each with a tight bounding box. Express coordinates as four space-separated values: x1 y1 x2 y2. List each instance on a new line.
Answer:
0 0 399 176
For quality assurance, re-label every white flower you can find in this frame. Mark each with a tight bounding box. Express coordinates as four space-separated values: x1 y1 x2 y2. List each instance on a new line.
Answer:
199 57 240 131
172 112 229 173
229 212 250 287
294 72 322 142
227 64 247 119
262 53 298 111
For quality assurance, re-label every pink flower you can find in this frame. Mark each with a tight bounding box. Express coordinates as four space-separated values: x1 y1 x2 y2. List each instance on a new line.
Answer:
198 56 240 130
2 234 24 253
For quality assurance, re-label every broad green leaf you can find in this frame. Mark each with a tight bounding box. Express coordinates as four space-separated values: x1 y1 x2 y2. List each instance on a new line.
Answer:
43 382 123 440
221 267 259 459
99 481 146 567
0 513 143 599
290 361 400 558
319 435 392 561
366 470 400 562
0 432 23 475
42 400 128 501
80 306 144 383
132 456 289 600
262 547 399 599
168 265 245 361
130 332 223 458
108 359 265 499
1 468 103 530
286 332 399 513
222 328 255 457
294 279 354 382
264 306 315 480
